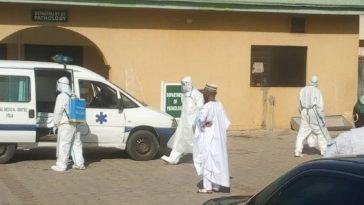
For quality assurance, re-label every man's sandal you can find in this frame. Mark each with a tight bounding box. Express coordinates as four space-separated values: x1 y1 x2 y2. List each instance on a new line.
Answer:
197 189 213 194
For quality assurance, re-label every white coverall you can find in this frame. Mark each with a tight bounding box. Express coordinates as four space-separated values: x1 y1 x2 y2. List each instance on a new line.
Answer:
161 76 204 164
52 77 85 171
295 77 330 156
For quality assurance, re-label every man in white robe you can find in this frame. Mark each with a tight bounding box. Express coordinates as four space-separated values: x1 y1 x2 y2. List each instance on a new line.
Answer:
161 76 204 164
193 84 231 194
324 127 364 158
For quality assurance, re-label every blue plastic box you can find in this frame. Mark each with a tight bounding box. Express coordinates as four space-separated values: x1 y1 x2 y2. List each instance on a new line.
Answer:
69 97 86 123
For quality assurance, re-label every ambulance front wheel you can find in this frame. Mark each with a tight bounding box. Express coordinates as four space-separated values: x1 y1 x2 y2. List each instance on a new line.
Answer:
127 130 160 161
0 144 16 164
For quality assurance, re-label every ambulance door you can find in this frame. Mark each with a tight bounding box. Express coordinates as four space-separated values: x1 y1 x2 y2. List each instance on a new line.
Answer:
0 68 36 143
77 79 125 146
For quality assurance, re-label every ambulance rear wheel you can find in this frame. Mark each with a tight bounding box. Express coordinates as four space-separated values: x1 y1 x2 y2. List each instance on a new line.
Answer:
0 144 16 164
127 130 159 161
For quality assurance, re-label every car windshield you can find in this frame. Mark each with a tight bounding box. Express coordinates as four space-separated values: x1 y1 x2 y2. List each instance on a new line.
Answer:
248 171 290 205
110 82 147 106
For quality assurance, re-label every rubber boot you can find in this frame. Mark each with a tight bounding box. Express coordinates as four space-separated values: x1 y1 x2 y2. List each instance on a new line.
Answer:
161 150 182 165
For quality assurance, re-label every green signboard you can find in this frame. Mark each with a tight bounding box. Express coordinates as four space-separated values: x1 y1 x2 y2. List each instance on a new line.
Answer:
32 9 68 22
163 84 183 118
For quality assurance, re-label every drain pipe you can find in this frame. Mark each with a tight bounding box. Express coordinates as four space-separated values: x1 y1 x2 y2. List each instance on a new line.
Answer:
268 95 276 131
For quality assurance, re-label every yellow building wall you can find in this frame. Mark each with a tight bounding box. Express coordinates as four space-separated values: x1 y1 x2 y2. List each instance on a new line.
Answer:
0 4 358 130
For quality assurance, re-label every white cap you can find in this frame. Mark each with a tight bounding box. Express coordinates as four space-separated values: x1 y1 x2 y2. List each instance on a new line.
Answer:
205 83 218 92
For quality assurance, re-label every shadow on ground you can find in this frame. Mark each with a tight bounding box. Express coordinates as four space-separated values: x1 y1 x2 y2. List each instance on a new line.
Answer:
179 153 193 164
10 147 130 165
302 145 321 155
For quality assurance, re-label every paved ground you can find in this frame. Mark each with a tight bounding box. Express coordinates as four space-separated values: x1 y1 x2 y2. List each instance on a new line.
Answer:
0 130 341 205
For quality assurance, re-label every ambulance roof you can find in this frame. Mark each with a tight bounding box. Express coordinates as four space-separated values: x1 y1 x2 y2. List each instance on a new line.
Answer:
0 60 104 80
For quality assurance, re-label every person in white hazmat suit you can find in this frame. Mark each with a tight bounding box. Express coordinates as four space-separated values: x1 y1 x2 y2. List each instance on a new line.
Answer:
161 76 204 165
193 84 231 194
295 75 331 157
324 127 364 158
51 76 85 172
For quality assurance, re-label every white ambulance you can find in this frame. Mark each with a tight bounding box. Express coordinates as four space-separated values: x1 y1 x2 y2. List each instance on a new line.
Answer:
0 60 177 163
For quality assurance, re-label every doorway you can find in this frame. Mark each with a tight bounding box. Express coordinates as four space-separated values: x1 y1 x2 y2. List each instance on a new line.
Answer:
0 26 108 78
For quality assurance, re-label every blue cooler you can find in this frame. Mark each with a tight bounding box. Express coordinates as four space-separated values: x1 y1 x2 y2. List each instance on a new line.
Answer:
68 97 86 123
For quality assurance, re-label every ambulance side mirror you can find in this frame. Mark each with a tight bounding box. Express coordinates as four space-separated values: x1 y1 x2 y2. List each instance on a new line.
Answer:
117 98 124 113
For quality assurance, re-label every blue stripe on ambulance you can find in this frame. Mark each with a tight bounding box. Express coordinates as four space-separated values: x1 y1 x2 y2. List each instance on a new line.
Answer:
0 124 36 131
125 127 175 138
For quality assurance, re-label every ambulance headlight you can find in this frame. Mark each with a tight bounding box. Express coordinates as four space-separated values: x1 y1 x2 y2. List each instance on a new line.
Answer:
171 118 178 128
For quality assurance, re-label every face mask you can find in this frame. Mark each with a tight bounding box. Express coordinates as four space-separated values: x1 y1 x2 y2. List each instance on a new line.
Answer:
56 80 70 93
181 81 192 93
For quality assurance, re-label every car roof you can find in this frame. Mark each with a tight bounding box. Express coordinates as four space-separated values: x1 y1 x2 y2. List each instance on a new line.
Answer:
244 156 364 205
0 60 104 80
287 156 364 179
307 155 364 168
320 155 364 164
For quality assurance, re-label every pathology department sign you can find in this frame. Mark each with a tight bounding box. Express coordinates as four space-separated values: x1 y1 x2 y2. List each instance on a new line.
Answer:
32 9 68 22
161 82 183 118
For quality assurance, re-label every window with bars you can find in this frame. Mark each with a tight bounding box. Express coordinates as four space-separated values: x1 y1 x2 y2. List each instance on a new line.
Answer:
250 45 307 87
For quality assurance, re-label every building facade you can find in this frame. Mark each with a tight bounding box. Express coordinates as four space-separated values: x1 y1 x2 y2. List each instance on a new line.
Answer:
0 1 362 130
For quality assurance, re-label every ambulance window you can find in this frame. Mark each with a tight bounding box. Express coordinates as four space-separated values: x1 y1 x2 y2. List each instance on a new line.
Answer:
0 76 30 102
79 80 118 109
120 92 139 108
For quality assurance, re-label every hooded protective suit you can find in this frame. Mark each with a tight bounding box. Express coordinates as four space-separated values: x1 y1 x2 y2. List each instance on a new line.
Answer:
51 76 85 171
295 76 331 157
161 76 204 164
